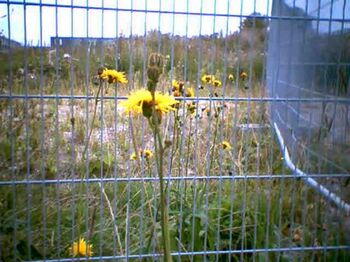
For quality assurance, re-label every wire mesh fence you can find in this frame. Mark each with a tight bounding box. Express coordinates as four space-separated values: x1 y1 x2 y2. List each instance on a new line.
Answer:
0 0 349 261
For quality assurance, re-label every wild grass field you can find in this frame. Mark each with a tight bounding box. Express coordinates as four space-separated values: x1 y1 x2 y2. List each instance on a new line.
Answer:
1 75 349 261
0 21 349 261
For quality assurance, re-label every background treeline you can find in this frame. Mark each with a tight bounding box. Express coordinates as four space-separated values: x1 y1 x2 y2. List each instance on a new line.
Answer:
0 14 268 93
0 13 348 96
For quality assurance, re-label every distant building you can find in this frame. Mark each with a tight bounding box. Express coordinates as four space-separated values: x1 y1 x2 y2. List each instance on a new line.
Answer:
0 36 22 50
50 37 117 48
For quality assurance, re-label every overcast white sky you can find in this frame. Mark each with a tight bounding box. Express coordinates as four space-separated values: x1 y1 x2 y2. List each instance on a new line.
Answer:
0 0 272 45
1 0 348 45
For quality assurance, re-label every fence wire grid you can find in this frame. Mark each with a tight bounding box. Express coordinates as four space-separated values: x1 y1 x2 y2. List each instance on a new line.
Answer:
0 0 349 261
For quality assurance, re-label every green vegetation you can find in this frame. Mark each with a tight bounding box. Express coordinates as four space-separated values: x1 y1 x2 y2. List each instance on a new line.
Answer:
0 15 349 261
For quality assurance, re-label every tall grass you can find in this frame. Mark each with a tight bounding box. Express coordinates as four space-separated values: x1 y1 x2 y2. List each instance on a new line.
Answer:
1 25 349 259
0 79 348 261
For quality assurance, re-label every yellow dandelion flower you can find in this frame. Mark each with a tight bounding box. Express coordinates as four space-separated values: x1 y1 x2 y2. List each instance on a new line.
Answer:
141 149 153 159
213 79 222 87
172 80 180 90
100 69 128 84
69 238 93 257
240 71 248 81
97 67 107 76
172 80 184 93
201 74 215 84
184 87 195 97
228 74 234 81
222 141 232 150
130 153 137 160
178 81 185 90
121 89 178 118
172 80 179 90
131 150 153 160
205 107 211 117
173 90 182 97
187 102 196 115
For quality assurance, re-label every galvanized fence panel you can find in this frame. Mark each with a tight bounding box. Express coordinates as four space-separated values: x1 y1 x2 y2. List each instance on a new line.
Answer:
0 0 349 261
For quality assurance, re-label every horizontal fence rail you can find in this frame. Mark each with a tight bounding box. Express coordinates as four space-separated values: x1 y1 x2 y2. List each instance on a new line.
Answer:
1 0 349 260
1 94 349 103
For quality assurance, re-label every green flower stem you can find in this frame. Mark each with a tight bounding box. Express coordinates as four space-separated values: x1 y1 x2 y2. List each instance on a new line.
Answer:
184 117 193 197
145 160 160 253
170 110 179 161
147 52 171 261
80 81 125 256
199 103 220 204
146 160 156 227
185 117 193 177
148 117 172 262
87 205 97 243
82 81 102 160
209 104 220 171
129 115 142 168
78 81 102 247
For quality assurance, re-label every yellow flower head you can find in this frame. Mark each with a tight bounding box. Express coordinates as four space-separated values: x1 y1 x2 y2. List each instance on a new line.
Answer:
187 102 196 116
131 150 153 160
100 69 128 84
213 80 222 87
173 90 182 97
222 141 232 150
141 149 153 159
205 107 211 117
240 71 248 80
172 80 179 90
201 74 215 84
97 67 106 76
121 89 178 118
184 87 195 98
228 74 234 81
172 80 184 92
130 153 137 160
69 238 93 257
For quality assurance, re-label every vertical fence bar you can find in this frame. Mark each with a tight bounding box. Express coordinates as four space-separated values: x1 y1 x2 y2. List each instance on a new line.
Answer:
6 1 17 260
69 1 77 259
191 1 204 260
113 0 119 258
38 0 47 259
1 1 350 261
99 1 105 258
240 1 248 261
23 1 33 259
84 0 92 259
54 1 61 258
